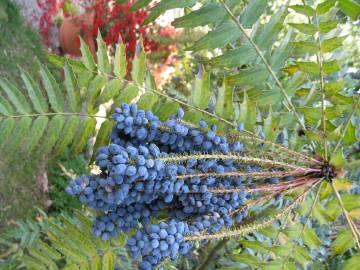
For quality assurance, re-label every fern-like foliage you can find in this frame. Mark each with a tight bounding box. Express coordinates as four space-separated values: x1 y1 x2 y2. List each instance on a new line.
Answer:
1 210 134 270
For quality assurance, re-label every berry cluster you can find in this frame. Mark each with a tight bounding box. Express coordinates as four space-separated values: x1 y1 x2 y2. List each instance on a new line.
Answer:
67 103 256 269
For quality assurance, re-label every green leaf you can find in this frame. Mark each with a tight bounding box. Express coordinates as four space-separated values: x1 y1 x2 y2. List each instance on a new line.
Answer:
114 41 127 79
343 121 357 145
137 92 158 111
264 107 277 141
5 117 32 153
0 79 31 114
93 120 114 155
331 229 355 256
293 41 318 55
143 0 196 25
240 0 268 28
131 0 152 11
33 240 62 261
26 116 49 153
342 194 360 211
172 2 227 28
269 243 292 257
325 80 344 96
297 61 319 75
22 255 47 270
0 118 15 143
59 216 98 257
0 92 14 115
226 66 268 86
47 53 87 73
293 246 312 266
289 5 315 16
42 115 65 155
102 251 114 270
155 101 180 121
78 70 94 88
187 21 241 51
131 43 146 84
71 117 96 155
313 202 334 223
303 227 322 249
238 92 256 132
115 84 139 104
208 45 257 68
28 248 58 270
215 78 234 120
338 0 360 20
90 257 102 270
288 23 317 35
299 107 322 126
324 60 341 74
316 0 337 15
86 74 107 113
53 116 80 156
261 260 296 270
96 31 111 74
344 252 360 270
96 79 123 106
270 31 294 72
230 254 260 268
330 148 345 167
190 66 210 109
319 20 338 34
21 69 49 113
64 60 80 112
322 36 346 53
255 6 288 50
239 240 269 253
80 37 96 71
39 64 65 112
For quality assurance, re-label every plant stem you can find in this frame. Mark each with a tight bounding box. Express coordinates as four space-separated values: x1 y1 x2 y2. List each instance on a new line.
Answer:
176 168 320 180
1 112 109 119
180 119 320 165
315 15 328 161
160 153 311 171
185 181 320 241
228 133 322 165
202 177 318 194
196 239 228 270
219 0 308 136
331 181 360 249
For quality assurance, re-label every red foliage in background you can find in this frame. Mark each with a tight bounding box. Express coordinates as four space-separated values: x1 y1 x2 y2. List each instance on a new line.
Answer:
91 0 174 60
37 0 59 46
36 0 176 62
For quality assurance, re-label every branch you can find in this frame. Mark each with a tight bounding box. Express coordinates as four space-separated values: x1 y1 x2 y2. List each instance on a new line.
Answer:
331 180 360 249
219 0 308 136
184 181 320 241
176 168 320 180
315 16 328 160
0 112 109 120
160 153 312 171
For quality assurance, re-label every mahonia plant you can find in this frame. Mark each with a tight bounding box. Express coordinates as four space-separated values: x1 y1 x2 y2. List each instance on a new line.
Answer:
66 102 326 270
